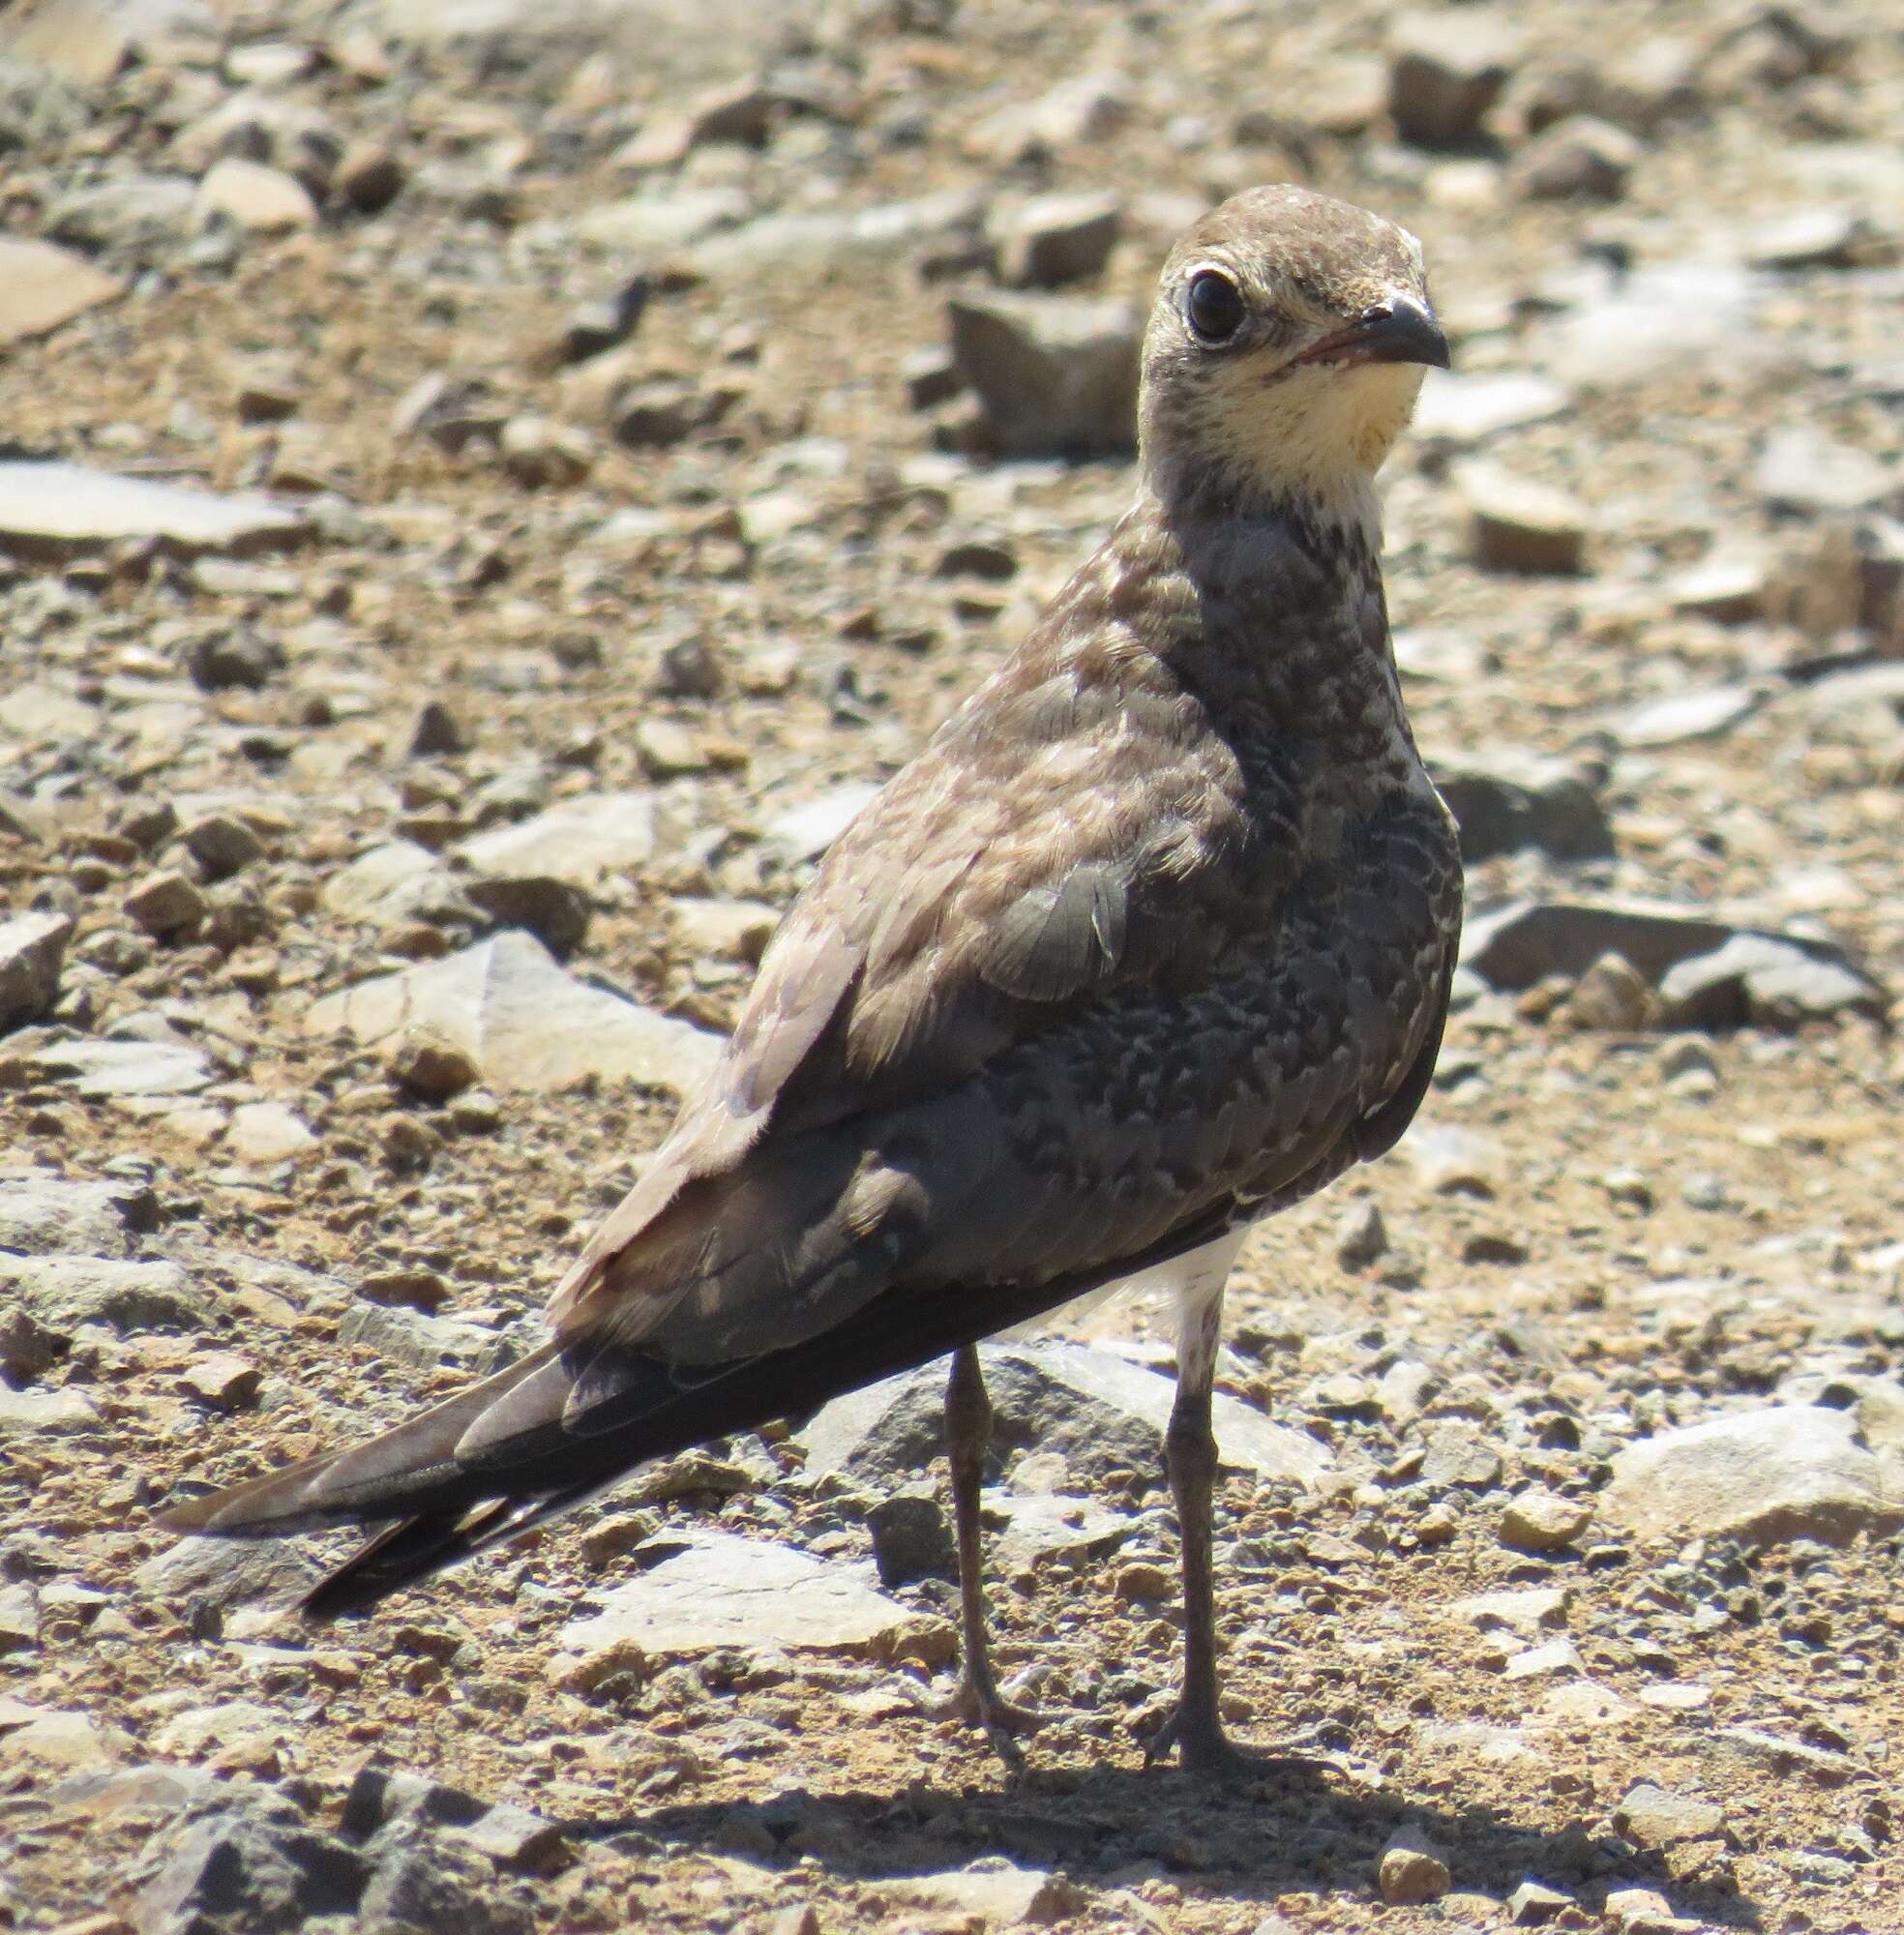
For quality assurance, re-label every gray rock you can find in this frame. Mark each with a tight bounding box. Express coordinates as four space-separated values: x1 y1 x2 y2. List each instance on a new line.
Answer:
0 911 73 1032
1461 898 1776 990
1656 933 1885 1030
893 1864 1083 1926
987 1489 1130 1567
554 1531 939 1668
45 174 196 262
0 1385 101 1434
1704 1725 1855 1787
454 790 657 888
304 931 722 1097
23 1036 215 1096
797 1339 1328 1491
989 190 1122 288
1507 1878 1575 1925
1613 1782 1727 1848
341 1767 568 1874
1431 750 1612 863
133 1533 327 1614
0 235 123 347
946 291 1142 459
320 841 458 925
761 784 879 865
0 461 308 565
0 1176 153 1257
132 1797 367 1935
1599 1405 1904 1547
1545 261 1757 390
1387 10 1519 145
338 1300 519 1374
571 187 748 254
357 1820 536 1935
867 1487 956 1587
1507 114 1642 200
0 1254 211 1339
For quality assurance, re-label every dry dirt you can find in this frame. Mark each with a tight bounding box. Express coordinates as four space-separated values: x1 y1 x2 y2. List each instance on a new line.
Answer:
2 1 1903 1932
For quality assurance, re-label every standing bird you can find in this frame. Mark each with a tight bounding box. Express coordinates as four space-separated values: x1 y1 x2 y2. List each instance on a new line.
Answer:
163 184 1462 1774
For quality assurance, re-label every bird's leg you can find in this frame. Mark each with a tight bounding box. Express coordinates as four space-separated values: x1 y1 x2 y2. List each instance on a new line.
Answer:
1145 1279 1321 1777
933 1343 1043 1739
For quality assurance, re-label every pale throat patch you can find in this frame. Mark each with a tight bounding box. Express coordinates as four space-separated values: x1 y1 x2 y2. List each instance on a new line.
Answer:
1208 360 1426 516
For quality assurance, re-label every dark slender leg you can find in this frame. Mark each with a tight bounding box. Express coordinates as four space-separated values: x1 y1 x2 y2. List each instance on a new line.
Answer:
934 1344 1042 1739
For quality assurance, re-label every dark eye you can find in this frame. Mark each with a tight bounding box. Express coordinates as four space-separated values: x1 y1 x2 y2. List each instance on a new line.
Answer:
1185 270 1246 343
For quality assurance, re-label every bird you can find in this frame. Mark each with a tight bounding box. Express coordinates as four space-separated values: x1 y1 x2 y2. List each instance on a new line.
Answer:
162 183 1463 1774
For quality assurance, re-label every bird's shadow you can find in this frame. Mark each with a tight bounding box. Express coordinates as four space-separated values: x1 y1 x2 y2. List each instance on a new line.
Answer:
564 1755 1767 1928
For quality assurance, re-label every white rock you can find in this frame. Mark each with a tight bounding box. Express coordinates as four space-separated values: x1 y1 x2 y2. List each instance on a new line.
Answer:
193 157 316 233
0 461 307 562
1600 1405 1904 1546
0 237 123 348
456 791 657 888
303 929 720 1096
556 1531 936 1664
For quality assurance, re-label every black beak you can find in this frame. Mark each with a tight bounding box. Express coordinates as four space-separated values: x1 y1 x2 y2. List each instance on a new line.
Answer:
1295 292 1451 372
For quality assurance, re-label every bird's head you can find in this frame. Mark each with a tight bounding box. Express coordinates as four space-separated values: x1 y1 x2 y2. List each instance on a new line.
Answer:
1140 184 1447 521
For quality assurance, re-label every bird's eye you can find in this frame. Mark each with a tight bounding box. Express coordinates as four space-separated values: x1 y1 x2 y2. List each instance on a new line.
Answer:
1184 270 1246 344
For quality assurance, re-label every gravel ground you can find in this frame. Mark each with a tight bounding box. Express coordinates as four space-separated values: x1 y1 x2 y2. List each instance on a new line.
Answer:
2 1 1902 1931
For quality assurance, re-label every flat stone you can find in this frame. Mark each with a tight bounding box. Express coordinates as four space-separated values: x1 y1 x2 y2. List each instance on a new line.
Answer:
1430 749 1612 863
1508 1878 1576 1924
150 1698 282 1756
225 1101 315 1165
133 1534 327 1613
455 790 658 888
946 291 1142 459
1412 370 1567 445
0 1704 128 1767
556 1531 937 1666
1459 462 1591 574
1451 1585 1570 1634
0 1176 150 1256
895 1864 1082 1926
319 840 456 924
0 1385 101 1434
988 1489 1131 1568
304 930 721 1096
0 1253 211 1338
761 784 879 865
1656 933 1885 1030
337 1300 517 1375
0 912 74 1032
0 461 308 564
1617 684 1764 748
1461 898 1739 990
1509 114 1641 200
1705 1725 1855 1786
571 187 748 253
0 235 122 347
193 157 317 233
1615 1782 1727 1848
24 1036 215 1096
1545 262 1757 390
1757 426 1891 514
797 1338 1328 1490
1600 1405 1904 1547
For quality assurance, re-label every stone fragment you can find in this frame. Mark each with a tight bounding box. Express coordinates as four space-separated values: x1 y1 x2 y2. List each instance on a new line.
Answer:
946 292 1142 459
498 415 594 488
0 912 73 1032
556 1532 939 1667
26 1036 216 1097
867 1488 956 1587
1599 1406 1904 1547
1508 114 1642 200
0 1704 127 1767
0 236 122 347
571 187 748 253
1461 898 1780 992
798 1339 1327 1490
894 1864 1083 1926
1387 11 1519 145
305 931 721 1097
387 1030 481 1102
226 1102 316 1165
338 1301 516 1375
124 870 208 938
1614 1783 1727 1848
1411 370 1567 445
0 1254 211 1340
182 812 266 879
132 1798 367 1934
1705 1725 1854 1786
334 139 406 214
1459 462 1591 574
1507 1878 1575 1924
1499 1488 1592 1552
0 1176 151 1257
1617 683 1763 748
0 461 307 564
45 173 196 260
0 1386 100 1434
1431 750 1611 863
1379 1828 1451 1904
762 785 878 865
461 876 591 960
179 1351 263 1411
989 190 1122 287
966 73 1130 164
455 791 657 888
134 1534 327 1614
194 157 318 233
1756 427 1891 515
1656 933 1884 1030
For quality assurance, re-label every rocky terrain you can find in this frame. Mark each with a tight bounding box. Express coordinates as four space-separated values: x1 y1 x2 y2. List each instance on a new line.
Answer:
3 0 1904 1930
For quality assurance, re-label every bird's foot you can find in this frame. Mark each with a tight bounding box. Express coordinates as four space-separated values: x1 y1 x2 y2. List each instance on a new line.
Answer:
933 1672 1049 1742
1141 1702 1331 1780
